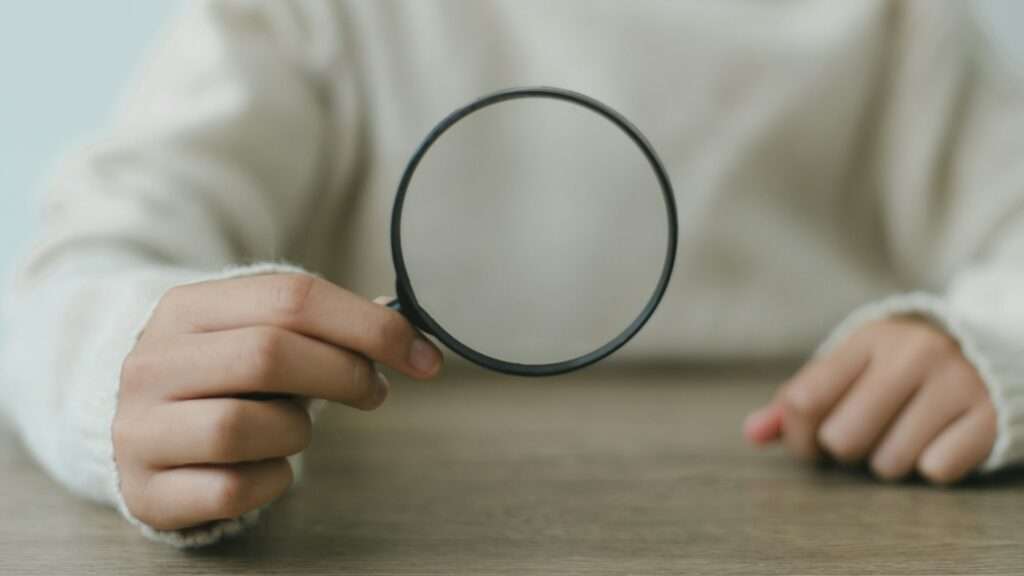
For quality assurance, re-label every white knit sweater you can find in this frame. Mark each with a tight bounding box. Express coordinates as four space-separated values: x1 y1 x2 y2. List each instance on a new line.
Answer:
2 0 1023 547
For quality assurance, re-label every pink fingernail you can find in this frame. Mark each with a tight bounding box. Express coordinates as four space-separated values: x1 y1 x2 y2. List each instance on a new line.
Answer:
744 405 783 444
409 337 441 375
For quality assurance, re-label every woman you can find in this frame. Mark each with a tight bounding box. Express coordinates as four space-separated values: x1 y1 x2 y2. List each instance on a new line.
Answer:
2 0 1021 547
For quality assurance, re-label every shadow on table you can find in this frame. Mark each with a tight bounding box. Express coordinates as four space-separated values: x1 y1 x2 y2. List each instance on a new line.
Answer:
809 459 1024 489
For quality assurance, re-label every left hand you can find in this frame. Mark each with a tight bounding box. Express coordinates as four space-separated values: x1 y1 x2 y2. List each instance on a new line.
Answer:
744 317 997 484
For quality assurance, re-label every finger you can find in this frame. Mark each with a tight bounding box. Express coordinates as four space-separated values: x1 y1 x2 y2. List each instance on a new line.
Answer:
869 363 981 480
132 399 312 467
917 402 997 485
743 403 783 445
777 339 870 460
126 327 388 408
817 358 924 464
150 275 442 378
137 459 293 531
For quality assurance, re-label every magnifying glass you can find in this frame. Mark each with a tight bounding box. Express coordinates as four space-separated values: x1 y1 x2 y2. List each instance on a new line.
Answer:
387 87 677 377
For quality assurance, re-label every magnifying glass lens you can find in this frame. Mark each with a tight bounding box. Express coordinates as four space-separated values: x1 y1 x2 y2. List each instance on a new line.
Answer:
394 90 674 374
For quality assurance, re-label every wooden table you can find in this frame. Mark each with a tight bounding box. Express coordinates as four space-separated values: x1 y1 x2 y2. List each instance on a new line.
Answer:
3 365 1023 575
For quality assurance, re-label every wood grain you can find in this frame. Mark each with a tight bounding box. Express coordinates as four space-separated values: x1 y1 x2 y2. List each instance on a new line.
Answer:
2 365 1022 575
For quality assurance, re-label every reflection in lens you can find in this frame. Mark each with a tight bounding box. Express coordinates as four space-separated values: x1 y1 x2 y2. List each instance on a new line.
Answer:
400 96 669 366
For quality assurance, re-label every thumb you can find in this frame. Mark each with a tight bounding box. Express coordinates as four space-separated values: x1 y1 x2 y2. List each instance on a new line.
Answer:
743 402 784 445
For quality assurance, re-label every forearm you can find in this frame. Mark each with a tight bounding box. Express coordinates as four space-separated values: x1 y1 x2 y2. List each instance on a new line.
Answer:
1 251 209 503
1 251 315 545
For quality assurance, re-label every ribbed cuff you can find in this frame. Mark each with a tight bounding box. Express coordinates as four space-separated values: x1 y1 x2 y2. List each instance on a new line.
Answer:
820 292 1024 472
109 261 324 548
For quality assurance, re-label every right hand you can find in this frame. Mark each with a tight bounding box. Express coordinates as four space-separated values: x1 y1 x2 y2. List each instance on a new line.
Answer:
113 273 443 530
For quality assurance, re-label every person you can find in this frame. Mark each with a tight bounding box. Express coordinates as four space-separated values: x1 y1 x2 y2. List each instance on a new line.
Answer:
1 0 1022 548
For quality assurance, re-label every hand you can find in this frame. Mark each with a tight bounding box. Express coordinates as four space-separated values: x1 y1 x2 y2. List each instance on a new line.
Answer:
113 274 443 530
744 318 996 484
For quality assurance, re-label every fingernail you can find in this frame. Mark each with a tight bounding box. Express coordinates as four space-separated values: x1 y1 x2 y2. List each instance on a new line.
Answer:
409 337 441 375
743 411 762 437
374 370 390 403
743 404 783 444
743 411 766 443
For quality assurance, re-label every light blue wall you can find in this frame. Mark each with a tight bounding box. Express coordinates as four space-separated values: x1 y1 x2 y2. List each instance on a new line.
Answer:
0 3 173 277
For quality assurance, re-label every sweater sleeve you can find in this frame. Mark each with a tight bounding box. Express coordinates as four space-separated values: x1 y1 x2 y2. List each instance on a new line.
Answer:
821 3 1024 472
0 0 345 546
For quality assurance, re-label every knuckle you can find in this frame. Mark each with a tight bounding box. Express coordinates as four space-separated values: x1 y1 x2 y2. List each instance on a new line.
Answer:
917 457 959 486
145 285 194 334
780 385 814 419
869 454 906 481
131 503 165 531
119 350 157 394
268 274 317 324
132 507 161 529
817 428 862 464
111 415 136 455
843 323 880 350
244 327 286 387
208 469 249 518
869 462 896 481
942 361 987 398
123 485 157 527
156 284 190 312
121 472 167 529
207 403 249 460
903 326 955 363
927 373 974 411
368 311 412 356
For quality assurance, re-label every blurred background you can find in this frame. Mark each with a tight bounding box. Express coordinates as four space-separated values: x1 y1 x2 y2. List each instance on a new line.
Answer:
0 3 171 282
0 1 1021 284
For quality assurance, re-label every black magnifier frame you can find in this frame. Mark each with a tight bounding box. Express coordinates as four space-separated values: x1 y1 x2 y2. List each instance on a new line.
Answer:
388 86 678 377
